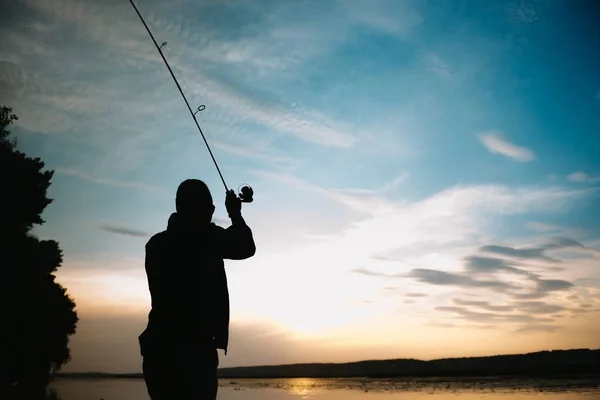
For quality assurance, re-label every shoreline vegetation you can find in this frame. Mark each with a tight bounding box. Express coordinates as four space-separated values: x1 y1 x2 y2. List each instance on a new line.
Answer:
55 348 600 380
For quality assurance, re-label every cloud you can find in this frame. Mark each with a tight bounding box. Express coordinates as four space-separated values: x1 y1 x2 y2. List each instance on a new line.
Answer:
568 172 590 183
380 172 409 194
435 306 554 327
510 277 575 300
197 0 422 74
252 170 391 216
527 222 585 237
505 1 539 24
235 167 598 339
2 0 368 185
98 225 150 238
514 301 566 314
514 324 559 333
537 279 574 291
434 281 598 333
478 131 535 162
351 268 394 277
478 245 557 263
55 168 168 196
442 297 589 333
567 172 600 184
175 67 359 148
257 171 591 222
341 0 423 37
408 269 515 291
424 322 456 328
239 169 598 338
390 239 580 309
464 255 528 274
479 238 586 263
453 299 514 312
421 51 454 82
353 239 588 302
527 222 562 233
260 169 594 273
212 140 302 170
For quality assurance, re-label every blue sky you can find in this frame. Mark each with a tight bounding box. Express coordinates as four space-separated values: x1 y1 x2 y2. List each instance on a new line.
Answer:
1 0 599 372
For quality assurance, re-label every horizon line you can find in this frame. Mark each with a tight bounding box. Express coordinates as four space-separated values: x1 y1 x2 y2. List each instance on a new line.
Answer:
55 347 599 376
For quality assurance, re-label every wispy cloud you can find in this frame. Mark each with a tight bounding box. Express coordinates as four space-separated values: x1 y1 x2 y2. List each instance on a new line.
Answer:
443 296 597 334
505 0 539 25
514 324 560 333
405 293 427 298
567 172 600 184
380 172 409 194
56 168 168 196
421 51 454 82
478 131 535 162
435 306 555 332
453 298 514 312
98 224 150 238
212 140 303 170
341 0 423 37
478 238 586 263
410 268 516 291
432 290 598 333
2 0 368 187
187 73 359 148
527 222 585 237
252 170 391 215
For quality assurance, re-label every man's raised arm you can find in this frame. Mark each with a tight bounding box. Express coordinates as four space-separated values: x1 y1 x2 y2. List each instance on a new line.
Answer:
219 190 256 260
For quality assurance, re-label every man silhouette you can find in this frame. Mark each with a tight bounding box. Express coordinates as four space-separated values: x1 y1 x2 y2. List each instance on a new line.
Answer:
139 179 256 399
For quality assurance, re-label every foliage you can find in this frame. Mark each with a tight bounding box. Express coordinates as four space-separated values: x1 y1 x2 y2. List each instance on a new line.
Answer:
0 106 78 397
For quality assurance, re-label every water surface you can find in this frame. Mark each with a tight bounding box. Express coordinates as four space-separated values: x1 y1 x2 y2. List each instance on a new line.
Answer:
50 377 600 399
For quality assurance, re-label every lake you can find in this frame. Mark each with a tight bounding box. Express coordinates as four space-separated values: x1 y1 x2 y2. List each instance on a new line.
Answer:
49 376 600 399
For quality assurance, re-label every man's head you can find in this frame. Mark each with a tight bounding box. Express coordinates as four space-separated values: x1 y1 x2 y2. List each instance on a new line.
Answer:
175 179 214 222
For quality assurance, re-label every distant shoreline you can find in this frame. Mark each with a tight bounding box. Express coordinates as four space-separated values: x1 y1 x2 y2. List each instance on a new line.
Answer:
55 348 600 380
52 373 600 380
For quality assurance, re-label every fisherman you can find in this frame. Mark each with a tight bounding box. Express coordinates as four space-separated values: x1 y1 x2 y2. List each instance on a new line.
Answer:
139 179 256 399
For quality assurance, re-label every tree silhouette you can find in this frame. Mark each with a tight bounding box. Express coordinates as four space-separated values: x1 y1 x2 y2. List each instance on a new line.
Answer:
0 106 78 399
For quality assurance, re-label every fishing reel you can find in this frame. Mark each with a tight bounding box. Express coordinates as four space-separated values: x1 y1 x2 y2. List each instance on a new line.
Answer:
238 184 254 203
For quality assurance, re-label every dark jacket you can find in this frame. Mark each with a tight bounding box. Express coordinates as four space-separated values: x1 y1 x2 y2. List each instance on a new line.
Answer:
139 212 255 356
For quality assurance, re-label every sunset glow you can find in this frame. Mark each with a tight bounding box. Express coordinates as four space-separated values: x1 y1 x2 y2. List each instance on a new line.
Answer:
2 0 599 373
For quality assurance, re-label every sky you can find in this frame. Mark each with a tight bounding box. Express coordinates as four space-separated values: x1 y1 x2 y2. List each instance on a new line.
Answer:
1 0 599 373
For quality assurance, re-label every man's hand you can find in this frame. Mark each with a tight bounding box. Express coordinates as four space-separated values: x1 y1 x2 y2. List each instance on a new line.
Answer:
225 189 242 218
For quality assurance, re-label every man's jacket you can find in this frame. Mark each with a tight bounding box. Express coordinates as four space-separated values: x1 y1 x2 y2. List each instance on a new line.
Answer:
139 212 255 356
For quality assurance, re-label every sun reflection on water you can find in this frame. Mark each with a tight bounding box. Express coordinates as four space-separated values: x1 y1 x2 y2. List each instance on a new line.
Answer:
285 378 320 397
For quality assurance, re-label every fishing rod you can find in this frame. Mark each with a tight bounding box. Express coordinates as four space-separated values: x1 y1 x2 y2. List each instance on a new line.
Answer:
128 0 253 203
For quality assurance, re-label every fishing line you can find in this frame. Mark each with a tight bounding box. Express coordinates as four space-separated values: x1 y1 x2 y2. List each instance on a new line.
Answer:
128 0 245 198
